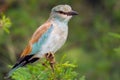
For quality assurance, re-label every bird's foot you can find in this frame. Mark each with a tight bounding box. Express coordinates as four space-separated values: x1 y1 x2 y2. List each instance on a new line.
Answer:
45 52 55 72
42 61 49 68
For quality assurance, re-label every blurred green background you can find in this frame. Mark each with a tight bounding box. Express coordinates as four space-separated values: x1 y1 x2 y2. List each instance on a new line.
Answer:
0 0 120 80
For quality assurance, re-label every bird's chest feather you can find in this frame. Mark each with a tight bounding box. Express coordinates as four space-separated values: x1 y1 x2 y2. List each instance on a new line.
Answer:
51 24 68 42
40 22 68 54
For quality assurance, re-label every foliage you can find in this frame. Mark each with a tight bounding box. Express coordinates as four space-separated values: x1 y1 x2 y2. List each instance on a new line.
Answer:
109 32 120 58
11 61 85 80
0 14 12 33
109 32 120 39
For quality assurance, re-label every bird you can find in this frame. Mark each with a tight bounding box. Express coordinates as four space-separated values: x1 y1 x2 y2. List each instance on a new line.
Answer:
6 4 78 78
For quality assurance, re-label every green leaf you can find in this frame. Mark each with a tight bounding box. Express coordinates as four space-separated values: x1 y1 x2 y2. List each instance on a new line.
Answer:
108 32 120 39
79 76 85 80
10 61 84 80
0 14 12 33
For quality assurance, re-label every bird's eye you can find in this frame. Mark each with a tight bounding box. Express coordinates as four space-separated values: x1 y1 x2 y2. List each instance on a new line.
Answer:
55 11 70 15
59 11 64 14
56 11 63 14
56 11 65 14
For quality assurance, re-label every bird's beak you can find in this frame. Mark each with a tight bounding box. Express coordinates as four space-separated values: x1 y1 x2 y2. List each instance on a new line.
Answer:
69 10 78 15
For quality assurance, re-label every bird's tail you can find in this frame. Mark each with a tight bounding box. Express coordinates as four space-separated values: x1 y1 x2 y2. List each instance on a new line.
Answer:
5 62 23 79
5 55 39 79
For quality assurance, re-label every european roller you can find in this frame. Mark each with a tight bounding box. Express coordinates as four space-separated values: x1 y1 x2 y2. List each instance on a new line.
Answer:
6 4 78 78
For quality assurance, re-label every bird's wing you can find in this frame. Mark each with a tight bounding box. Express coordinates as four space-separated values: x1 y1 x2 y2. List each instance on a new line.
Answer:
20 21 52 58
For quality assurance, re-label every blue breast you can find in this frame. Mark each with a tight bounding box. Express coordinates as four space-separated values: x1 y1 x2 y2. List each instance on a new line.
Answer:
30 24 54 55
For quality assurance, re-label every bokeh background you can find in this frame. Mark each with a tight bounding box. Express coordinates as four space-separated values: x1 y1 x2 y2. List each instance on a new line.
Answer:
0 0 120 80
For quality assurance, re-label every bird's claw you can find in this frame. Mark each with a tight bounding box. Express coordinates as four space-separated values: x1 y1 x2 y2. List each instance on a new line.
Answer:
45 52 55 72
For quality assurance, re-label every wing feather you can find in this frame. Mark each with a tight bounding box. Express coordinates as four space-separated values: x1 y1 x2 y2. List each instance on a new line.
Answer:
20 21 51 57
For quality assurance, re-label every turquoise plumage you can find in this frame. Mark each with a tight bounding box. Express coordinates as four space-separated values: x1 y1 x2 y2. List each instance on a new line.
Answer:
31 25 54 55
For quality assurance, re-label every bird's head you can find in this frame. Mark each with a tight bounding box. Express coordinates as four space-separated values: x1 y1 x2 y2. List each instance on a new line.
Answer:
50 5 78 23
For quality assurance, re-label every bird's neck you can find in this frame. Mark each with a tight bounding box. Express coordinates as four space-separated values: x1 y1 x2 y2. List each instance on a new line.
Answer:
47 17 68 29
48 16 69 25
